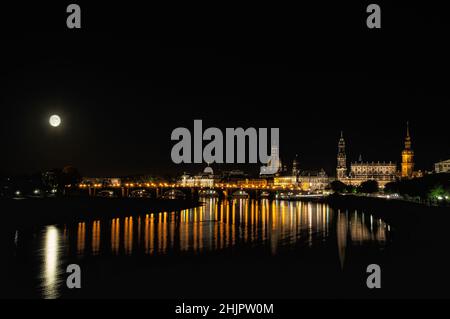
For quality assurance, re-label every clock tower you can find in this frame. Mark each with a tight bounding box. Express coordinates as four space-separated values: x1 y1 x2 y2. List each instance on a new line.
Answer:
336 131 347 180
401 121 414 178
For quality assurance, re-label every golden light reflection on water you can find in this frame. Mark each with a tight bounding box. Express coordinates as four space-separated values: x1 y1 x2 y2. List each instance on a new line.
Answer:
92 220 101 256
337 210 389 268
124 217 133 255
111 218 120 255
68 199 387 257
76 222 86 255
35 199 390 297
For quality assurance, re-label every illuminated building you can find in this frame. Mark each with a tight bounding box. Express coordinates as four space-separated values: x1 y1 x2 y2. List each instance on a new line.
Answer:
336 131 347 179
236 179 268 187
179 165 215 187
401 121 414 178
435 159 450 173
82 177 122 187
336 132 397 188
349 160 397 187
298 169 330 191
273 176 297 187
273 156 330 191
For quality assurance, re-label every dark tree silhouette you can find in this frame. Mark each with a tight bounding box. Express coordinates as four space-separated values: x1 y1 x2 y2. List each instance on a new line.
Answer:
358 180 379 194
382 173 450 201
330 180 347 193
60 165 82 187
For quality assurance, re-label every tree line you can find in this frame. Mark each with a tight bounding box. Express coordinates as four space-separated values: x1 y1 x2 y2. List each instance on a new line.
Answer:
330 173 450 203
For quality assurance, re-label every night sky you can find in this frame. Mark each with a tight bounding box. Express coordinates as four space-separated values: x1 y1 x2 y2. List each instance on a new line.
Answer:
0 3 449 177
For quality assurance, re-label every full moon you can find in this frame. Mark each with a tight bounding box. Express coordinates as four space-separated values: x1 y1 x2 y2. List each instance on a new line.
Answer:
49 115 61 127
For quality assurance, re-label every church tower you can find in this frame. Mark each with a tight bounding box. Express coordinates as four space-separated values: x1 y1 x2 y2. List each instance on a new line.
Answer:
336 131 347 180
401 121 414 178
292 154 300 176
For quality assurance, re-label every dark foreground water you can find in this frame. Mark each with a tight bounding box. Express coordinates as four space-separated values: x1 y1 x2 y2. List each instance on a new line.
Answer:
1 198 405 299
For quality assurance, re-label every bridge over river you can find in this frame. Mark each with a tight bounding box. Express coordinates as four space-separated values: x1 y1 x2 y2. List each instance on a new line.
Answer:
78 182 328 200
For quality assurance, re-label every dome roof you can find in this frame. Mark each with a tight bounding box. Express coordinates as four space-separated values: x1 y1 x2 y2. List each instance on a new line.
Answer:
203 166 214 175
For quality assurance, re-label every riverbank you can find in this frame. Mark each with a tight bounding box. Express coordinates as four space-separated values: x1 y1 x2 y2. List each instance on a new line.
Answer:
324 193 448 227
1 197 202 229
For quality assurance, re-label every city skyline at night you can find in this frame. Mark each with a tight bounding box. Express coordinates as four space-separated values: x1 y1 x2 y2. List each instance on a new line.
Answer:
1 2 450 306
1 116 446 181
1 4 449 177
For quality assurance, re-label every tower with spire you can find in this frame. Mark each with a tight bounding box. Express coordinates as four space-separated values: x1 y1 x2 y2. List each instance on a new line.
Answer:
292 154 300 176
336 131 347 180
401 121 414 178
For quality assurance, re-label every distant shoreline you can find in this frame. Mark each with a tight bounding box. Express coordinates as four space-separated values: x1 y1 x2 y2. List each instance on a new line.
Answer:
324 193 448 227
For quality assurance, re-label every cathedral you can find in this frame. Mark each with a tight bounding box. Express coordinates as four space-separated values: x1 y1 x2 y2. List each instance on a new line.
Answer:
336 122 416 188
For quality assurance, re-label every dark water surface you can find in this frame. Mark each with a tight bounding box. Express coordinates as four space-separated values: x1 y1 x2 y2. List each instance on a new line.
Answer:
1 198 400 299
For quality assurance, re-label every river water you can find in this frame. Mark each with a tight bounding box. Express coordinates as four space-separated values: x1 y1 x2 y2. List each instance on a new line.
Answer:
3 198 392 299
